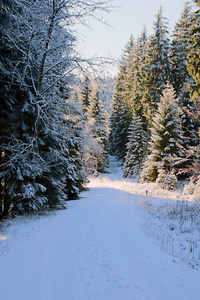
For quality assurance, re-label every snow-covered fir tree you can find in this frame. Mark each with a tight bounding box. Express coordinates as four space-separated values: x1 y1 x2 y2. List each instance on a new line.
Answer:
141 84 182 183
0 0 49 214
70 76 113 175
0 0 112 217
109 36 135 160
87 87 109 173
123 116 148 178
81 76 92 116
134 27 149 127
187 0 200 101
170 2 198 149
140 7 170 127
170 2 193 95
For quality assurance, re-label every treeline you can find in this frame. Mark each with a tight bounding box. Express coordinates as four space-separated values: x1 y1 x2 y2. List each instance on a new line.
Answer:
70 76 113 175
110 1 200 190
0 0 112 219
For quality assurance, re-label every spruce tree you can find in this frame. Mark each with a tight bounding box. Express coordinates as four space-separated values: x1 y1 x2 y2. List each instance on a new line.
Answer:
170 2 198 148
170 2 192 95
0 0 110 215
187 0 200 101
141 84 182 182
88 88 109 172
109 35 135 160
123 116 148 178
134 27 149 128
81 76 91 115
140 7 170 127
0 0 47 214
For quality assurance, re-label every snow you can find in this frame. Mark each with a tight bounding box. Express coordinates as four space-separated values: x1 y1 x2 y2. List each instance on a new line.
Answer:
0 156 200 300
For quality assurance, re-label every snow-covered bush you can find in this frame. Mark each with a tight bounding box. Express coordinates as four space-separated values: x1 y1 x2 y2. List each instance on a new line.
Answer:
193 178 200 202
156 170 178 190
183 181 196 195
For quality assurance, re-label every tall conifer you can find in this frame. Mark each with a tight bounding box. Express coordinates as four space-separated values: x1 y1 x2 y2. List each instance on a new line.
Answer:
88 88 109 172
109 36 135 159
170 2 198 148
187 0 200 101
141 84 182 182
123 116 148 178
140 7 170 127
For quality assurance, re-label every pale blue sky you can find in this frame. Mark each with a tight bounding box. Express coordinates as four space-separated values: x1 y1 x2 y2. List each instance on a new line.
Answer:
75 0 193 62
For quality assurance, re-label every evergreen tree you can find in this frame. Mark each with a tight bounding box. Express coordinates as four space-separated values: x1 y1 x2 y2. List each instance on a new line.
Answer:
0 0 46 215
109 36 135 160
123 116 148 178
134 27 149 127
87 88 109 172
170 2 198 148
187 0 200 101
109 96 133 160
140 7 170 127
0 0 110 216
141 84 182 182
170 2 192 95
81 76 91 115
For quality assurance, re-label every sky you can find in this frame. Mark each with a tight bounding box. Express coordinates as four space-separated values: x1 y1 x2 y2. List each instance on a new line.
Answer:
74 0 193 68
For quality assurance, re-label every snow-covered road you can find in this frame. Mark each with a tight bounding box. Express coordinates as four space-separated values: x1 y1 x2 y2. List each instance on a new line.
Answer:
0 184 200 300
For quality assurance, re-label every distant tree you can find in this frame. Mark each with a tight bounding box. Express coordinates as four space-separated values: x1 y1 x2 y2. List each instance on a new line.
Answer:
87 88 109 172
141 84 182 182
81 76 92 115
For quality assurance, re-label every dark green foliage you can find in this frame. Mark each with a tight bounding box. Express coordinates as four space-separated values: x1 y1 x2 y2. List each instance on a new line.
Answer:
123 116 148 178
170 3 199 150
109 92 133 160
88 89 109 171
187 1 200 101
141 84 182 182
0 1 43 215
170 2 192 95
81 76 91 110
140 7 170 127
110 8 170 160
0 0 86 217
109 36 136 160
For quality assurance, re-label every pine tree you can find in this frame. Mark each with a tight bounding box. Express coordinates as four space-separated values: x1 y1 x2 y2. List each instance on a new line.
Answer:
140 7 170 127
123 116 148 178
141 84 182 182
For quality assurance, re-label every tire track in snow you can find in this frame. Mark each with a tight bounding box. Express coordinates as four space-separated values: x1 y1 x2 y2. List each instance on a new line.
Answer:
41 208 91 300
0 187 200 300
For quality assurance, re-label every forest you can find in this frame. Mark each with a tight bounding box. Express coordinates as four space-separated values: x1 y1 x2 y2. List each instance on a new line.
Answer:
0 0 200 219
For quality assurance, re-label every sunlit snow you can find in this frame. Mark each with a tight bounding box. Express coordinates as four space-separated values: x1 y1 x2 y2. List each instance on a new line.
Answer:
0 157 200 300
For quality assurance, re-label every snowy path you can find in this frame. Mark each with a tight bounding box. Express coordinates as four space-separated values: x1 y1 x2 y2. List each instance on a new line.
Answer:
0 186 200 300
